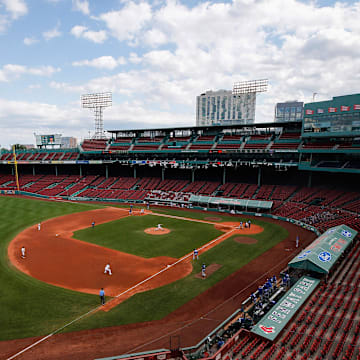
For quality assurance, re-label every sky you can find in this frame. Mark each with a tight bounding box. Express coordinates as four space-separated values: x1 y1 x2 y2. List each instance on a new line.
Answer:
0 0 359 148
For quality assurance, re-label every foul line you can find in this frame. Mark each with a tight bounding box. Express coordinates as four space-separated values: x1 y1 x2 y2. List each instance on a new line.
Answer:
6 214 234 360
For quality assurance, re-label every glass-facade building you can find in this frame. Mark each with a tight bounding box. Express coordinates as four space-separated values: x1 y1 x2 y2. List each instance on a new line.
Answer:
196 90 256 126
303 94 360 137
274 101 303 122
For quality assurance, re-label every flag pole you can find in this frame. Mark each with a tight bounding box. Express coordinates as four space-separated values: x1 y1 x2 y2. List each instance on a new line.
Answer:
12 145 20 192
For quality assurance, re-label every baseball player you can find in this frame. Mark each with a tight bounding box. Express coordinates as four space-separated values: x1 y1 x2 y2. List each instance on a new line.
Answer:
296 235 299 248
193 248 199 260
92 221 95 228
99 288 105 305
155 224 163 231
104 263 112 275
201 263 206 278
38 222 41 231
140 208 145 215
21 246 26 259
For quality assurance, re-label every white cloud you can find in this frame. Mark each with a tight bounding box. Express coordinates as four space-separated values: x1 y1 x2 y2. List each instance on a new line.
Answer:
43 23 61 41
0 64 60 82
99 2 152 43
72 0 90 15
1 0 27 19
24 36 38 45
70 25 107 43
72 56 126 70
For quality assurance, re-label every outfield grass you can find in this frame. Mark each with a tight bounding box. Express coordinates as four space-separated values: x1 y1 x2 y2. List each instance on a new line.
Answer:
0 198 288 341
73 214 223 258
64 219 288 332
0 197 103 340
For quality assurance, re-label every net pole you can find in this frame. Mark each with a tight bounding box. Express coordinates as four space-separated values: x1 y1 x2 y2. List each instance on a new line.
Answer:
12 145 20 192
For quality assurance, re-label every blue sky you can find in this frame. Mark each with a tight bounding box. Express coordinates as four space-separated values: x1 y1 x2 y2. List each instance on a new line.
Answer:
0 0 359 148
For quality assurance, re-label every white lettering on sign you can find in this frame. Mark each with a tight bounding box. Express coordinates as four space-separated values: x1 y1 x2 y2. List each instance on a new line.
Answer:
268 315 282 324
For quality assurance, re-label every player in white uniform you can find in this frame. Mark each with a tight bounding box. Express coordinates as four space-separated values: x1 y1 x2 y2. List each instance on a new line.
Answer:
21 246 26 259
193 248 199 260
38 223 41 231
155 224 163 231
104 264 112 275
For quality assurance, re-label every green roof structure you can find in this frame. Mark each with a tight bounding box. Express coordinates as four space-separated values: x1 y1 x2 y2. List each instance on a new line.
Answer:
288 224 357 274
189 195 273 210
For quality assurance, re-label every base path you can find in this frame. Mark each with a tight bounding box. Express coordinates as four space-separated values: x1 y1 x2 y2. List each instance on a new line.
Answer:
8 207 192 298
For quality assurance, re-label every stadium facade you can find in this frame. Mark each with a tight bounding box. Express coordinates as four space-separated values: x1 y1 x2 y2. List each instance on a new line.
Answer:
274 100 303 122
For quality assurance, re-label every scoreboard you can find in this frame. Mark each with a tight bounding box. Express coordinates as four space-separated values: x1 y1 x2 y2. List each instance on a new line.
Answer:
35 134 62 146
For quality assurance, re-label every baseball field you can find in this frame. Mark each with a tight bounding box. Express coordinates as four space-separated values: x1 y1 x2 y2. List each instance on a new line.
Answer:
0 195 316 359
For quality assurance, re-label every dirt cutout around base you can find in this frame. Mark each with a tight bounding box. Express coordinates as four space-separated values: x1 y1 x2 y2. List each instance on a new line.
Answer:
194 263 222 278
214 221 263 235
144 227 171 235
233 236 258 244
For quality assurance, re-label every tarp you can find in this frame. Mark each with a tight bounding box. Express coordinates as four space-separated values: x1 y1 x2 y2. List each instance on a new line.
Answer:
251 276 320 341
288 224 357 274
189 195 273 210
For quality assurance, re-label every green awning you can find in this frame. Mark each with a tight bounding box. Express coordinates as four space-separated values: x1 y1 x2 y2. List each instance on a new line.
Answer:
189 195 273 210
288 224 357 274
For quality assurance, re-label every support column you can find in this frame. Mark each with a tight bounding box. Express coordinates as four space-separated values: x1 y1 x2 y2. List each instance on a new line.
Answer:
55 165 58 177
33 165 35 176
191 168 195 183
133 166 136 178
308 172 312 187
105 165 109 179
11 167 14 175
79 165 82 177
257 167 262 186
222 167 226 184
162 167 165 181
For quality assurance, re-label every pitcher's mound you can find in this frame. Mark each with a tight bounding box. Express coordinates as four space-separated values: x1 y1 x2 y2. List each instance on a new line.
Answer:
144 227 171 235
233 236 258 244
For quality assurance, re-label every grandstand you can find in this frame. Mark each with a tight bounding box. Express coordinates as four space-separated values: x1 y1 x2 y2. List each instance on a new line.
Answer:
1 93 360 360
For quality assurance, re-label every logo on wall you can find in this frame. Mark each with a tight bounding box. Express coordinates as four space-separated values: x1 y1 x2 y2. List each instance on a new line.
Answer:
328 107 337 113
318 251 331 262
340 106 350 111
327 229 335 234
341 230 352 238
305 109 314 115
259 325 275 334
354 104 360 110
317 108 324 114
298 250 311 259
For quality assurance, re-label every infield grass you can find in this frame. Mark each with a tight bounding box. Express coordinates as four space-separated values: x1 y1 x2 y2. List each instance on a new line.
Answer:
73 214 223 258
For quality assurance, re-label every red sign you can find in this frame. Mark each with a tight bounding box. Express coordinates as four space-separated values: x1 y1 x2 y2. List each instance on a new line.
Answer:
340 106 350 111
328 107 337 113
354 104 360 110
305 109 314 115
317 108 324 114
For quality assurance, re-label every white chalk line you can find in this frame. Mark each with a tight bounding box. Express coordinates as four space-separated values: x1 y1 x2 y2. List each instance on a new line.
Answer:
6 213 233 360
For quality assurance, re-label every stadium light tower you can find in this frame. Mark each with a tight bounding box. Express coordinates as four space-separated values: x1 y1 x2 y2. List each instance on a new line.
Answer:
232 79 268 95
81 92 112 139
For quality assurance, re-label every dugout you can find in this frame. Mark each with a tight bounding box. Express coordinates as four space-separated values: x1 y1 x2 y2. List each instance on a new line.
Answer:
288 224 358 279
